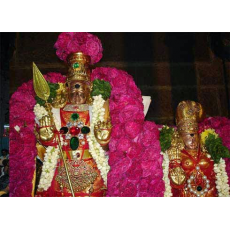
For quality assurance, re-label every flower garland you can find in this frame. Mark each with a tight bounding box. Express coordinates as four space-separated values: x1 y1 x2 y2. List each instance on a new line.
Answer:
91 67 165 197
33 104 48 121
200 128 230 196
87 95 110 185
161 151 172 197
10 80 37 197
10 73 66 197
214 159 230 197
38 146 59 191
54 32 103 64
199 117 230 187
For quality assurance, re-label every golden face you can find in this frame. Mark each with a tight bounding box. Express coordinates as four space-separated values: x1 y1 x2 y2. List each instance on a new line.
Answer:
180 132 199 150
67 80 89 105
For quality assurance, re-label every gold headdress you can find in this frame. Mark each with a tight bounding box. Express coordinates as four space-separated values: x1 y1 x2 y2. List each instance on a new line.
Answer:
176 101 205 133
67 52 91 83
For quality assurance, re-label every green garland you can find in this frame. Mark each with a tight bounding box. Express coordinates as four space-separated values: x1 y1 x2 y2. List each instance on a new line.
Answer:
91 79 111 101
36 82 59 106
205 134 230 164
160 126 175 152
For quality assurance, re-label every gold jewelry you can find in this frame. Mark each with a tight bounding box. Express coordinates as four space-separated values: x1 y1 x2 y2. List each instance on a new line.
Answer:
67 52 91 83
56 159 98 193
176 101 205 134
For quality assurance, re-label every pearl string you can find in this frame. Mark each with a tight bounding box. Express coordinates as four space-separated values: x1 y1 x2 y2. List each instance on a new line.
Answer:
187 166 210 197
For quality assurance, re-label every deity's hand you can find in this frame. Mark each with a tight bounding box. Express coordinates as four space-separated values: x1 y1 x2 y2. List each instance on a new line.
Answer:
39 115 55 142
94 120 112 148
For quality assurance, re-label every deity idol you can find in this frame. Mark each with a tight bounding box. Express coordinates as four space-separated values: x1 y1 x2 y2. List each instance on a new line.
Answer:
34 53 112 197
32 33 152 197
9 32 155 197
166 101 218 197
30 33 117 197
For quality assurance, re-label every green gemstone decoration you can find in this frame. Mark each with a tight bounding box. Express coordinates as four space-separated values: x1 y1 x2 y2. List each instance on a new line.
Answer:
71 113 79 121
81 126 90 134
70 137 79 150
73 62 80 69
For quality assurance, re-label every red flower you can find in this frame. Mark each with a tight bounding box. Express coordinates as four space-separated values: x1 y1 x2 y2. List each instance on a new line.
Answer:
54 32 103 64
126 142 142 159
126 160 143 180
92 67 164 197
125 121 143 139
117 137 132 152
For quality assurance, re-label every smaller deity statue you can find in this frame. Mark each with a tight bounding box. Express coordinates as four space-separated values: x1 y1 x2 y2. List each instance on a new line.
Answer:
167 101 218 197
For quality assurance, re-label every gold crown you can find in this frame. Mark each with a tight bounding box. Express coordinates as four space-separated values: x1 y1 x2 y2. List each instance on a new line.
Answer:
176 101 205 133
67 52 91 83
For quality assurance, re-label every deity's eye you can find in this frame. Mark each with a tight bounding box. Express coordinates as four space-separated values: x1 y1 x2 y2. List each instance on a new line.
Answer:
66 83 68 87
75 84 81 89
190 134 194 137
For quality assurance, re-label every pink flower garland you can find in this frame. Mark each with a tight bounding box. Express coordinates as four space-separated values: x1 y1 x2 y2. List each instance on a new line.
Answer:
91 67 165 197
54 32 103 64
199 116 230 186
10 73 66 197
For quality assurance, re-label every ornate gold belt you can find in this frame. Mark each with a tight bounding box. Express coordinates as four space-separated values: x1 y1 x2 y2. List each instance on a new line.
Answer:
56 159 98 193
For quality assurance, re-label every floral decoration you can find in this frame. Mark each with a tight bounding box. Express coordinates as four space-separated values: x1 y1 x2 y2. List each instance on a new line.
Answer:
199 117 230 187
91 67 165 197
91 79 111 100
159 125 175 152
33 104 48 121
54 32 103 64
87 95 110 184
200 128 218 145
38 146 59 191
214 158 230 196
10 73 66 197
201 129 230 164
161 151 172 197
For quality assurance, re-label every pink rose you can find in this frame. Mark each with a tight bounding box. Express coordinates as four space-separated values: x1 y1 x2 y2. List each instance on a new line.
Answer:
108 151 126 166
54 32 103 64
111 124 125 139
112 157 131 175
143 121 159 133
149 180 165 197
139 176 152 195
141 144 161 161
108 138 118 152
126 142 142 159
117 137 132 152
119 105 144 123
125 121 143 139
45 72 66 83
126 160 143 180
120 180 138 197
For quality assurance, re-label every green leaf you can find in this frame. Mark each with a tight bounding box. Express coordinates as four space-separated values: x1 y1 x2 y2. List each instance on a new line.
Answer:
35 82 60 105
91 79 111 100
205 133 230 164
160 126 175 152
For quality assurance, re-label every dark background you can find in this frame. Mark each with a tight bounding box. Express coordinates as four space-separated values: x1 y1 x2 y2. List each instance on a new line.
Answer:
2 32 230 129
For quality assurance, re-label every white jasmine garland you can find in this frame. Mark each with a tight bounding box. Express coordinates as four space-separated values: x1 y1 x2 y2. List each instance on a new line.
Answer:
214 158 230 197
33 104 48 120
87 95 110 185
38 146 59 191
161 151 172 197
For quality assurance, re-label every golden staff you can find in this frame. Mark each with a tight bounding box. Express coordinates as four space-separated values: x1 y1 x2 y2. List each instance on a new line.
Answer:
33 62 75 197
